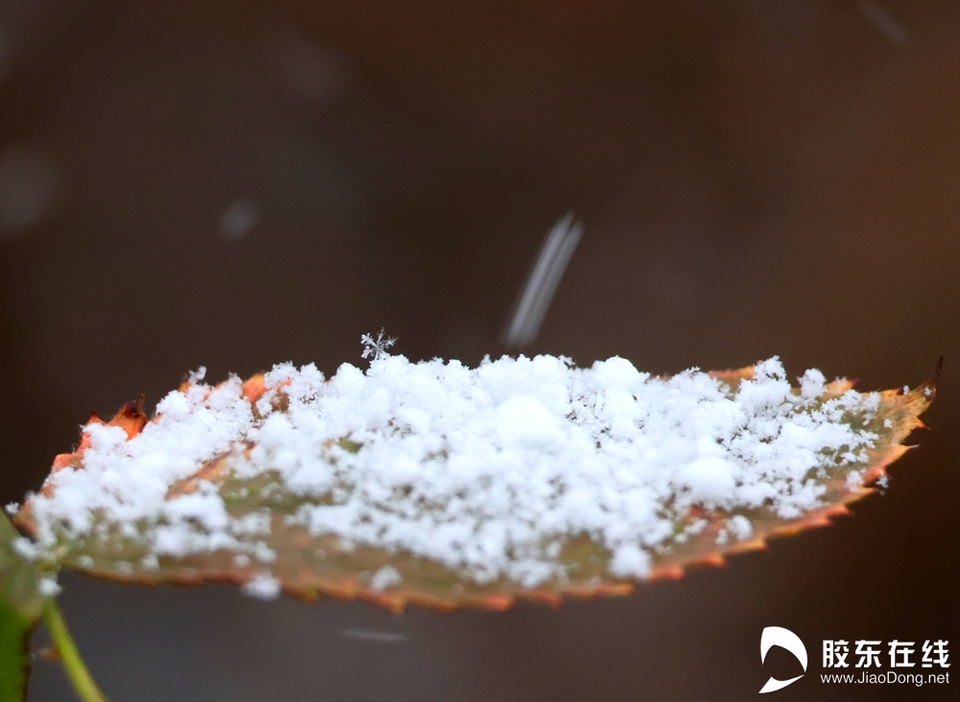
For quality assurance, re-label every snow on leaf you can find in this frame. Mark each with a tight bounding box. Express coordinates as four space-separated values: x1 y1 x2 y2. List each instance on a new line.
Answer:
14 354 938 611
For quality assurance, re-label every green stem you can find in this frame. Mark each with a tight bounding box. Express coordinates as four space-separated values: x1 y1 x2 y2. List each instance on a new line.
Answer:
41 598 110 702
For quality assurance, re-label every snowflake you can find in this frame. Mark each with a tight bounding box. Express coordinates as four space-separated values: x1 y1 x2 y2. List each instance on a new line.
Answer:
361 328 397 361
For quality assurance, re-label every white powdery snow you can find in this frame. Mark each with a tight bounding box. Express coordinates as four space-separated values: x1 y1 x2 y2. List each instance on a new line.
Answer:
241 573 281 600
27 352 880 589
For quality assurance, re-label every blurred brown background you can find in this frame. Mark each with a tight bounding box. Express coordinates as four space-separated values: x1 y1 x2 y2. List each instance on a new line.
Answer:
1 1 958 700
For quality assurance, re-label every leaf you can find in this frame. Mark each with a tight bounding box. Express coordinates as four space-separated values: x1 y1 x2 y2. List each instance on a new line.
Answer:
15 355 938 611
0 514 48 702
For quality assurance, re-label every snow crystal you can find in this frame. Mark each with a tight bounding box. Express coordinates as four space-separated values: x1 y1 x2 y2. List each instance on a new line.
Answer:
609 543 652 578
369 565 402 591
37 577 61 597
846 470 864 490
677 458 737 504
24 351 883 588
241 573 281 600
799 369 826 400
728 515 753 541
13 536 42 561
